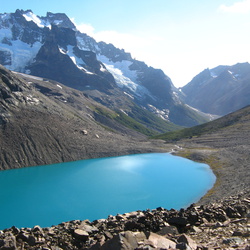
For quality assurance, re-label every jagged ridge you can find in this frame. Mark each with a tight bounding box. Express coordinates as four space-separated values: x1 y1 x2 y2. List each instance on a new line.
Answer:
0 9 209 127
180 62 250 116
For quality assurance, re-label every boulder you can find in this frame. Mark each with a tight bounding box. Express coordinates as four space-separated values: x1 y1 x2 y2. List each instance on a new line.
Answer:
99 231 143 250
177 234 197 250
73 229 89 241
78 221 99 234
146 232 176 249
168 216 188 226
16 232 36 246
98 231 176 249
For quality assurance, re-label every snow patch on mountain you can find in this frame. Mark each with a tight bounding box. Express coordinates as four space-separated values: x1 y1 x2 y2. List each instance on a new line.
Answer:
76 33 100 53
0 13 11 21
148 104 170 121
76 36 89 51
0 28 12 40
22 11 51 29
210 70 218 78
227 70 238 81
97 54 156 99
97 54 137 90
52 20 63 26
0 40 42 72
60 45 94 74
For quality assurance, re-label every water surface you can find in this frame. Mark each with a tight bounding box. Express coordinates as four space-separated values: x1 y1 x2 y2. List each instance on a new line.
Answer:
0 153 215 229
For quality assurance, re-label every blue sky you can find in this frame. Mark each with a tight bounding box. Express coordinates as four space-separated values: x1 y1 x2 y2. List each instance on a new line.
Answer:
1 0 250 87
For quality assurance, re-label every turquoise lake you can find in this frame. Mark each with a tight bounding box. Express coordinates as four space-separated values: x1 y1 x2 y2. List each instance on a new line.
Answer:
0 153 216 229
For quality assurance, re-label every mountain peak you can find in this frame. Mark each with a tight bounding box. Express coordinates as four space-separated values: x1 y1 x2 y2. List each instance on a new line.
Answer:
0 9 209 128
181 62 250 116
15 9 33 15
44 12 76 29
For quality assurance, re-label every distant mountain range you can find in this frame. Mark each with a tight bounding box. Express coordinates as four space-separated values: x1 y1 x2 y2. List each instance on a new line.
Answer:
1 9 250 147
0 9 209 128
180 62 250 116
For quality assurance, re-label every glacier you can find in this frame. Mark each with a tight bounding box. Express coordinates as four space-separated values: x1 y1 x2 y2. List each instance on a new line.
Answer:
0 40 42 72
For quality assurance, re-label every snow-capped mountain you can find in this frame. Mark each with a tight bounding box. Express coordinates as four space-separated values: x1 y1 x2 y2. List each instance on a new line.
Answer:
180 62 250 116
0 9 208 128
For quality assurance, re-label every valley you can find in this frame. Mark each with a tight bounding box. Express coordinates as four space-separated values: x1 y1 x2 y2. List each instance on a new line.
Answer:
0 8 250 250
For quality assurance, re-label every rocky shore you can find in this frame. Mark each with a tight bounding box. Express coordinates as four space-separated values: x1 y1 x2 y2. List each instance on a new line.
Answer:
1 119 250 249
0 192 249 249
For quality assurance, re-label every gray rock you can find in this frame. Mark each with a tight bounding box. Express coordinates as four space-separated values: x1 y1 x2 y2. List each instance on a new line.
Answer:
190 226 202 233
73 229 89 241
100 231 143 250
222 237 244 245
176 242 192 250
16 232 36 246
78 221 99 234
178 234 197 250
146 232 176 249
0 235 16 249
98 231 176 250
157 225 179 236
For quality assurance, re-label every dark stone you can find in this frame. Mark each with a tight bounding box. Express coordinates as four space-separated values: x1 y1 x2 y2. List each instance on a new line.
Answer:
16 232 36 246
187 212 200 225
10 226 20 235
235 205 247 216
225 206 242 218
176 242 191 250
124 220 143 231
168 217 188 226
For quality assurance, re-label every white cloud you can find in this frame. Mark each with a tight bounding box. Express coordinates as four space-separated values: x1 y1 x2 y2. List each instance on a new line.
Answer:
219 0 250 13
93 30 149 49
71 17 163 60
70 18 95 36
76 23 95 36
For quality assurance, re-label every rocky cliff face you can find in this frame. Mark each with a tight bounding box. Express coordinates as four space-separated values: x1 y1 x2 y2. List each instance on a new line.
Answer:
0 9 209 127
181 62 250 116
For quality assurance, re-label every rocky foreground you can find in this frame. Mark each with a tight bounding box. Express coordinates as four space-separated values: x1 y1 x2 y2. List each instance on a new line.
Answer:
0 192 249 249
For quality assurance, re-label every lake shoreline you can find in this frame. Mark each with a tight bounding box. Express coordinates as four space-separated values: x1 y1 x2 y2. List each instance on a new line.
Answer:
0 152 215 230
0 134 248 206
0 191 249 249
0 136 249 248
171 141 250 206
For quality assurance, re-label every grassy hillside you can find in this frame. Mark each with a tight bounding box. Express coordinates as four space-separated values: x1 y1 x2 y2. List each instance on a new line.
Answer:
152 105 250 141
93 105 182 136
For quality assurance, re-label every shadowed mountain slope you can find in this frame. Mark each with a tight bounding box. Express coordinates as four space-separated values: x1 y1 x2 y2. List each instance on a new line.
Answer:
180 62 250 116
0 65 171 170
